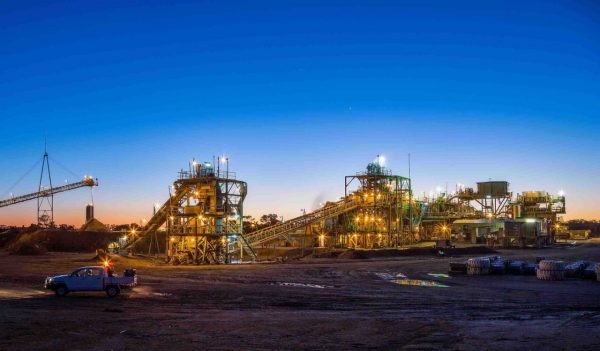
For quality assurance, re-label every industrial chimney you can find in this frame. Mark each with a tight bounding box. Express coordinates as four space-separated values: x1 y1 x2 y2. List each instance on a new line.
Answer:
86 204 94 222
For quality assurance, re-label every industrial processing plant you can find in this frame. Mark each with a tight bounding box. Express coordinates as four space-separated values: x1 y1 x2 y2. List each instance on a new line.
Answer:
1 1 599 350
0 153 572 263
112 156 565 264
0 153 597 351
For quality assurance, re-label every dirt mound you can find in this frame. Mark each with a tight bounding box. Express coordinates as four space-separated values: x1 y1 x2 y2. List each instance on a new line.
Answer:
130 231 167 253
7 230 119 255
89 249 111 262
0 229 21 248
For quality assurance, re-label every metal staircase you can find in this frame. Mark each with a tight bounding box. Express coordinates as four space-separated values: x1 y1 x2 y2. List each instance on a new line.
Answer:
127 184 193 248
229 233 257 260
413 201 428 227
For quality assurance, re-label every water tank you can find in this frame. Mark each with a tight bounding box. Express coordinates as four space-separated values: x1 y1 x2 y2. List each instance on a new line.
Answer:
477 181 509 197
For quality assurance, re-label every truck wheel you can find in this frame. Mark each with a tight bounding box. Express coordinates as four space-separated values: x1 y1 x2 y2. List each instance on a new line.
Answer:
106 286 120 298
55 285 69 297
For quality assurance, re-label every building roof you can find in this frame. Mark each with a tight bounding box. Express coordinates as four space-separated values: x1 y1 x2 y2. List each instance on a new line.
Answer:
453 218 543 225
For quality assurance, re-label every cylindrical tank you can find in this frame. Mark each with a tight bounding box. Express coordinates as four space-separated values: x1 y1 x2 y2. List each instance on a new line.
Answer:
86 204 94 222
512 204 522 218
194 163 202 177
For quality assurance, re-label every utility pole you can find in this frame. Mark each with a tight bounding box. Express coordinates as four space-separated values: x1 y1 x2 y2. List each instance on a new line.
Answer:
222 156 229 263
195 216 199 264
408 153 413 243
37 147 54 228
301 209 307 257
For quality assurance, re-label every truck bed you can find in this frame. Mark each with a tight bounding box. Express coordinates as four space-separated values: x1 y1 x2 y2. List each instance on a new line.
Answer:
106 275 137 287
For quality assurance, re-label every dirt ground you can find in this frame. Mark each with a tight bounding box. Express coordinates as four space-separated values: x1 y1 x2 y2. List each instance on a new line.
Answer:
1 242 600 351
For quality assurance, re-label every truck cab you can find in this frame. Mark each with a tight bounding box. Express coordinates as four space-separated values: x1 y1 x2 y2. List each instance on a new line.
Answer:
45 265 137 297
66 267 105 291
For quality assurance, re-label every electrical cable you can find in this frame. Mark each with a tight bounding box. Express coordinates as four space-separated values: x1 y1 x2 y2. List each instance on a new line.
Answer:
1 158 42 199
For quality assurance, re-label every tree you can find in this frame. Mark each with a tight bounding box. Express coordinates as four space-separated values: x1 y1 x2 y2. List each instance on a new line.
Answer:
260 214 281 227
243 216 258 233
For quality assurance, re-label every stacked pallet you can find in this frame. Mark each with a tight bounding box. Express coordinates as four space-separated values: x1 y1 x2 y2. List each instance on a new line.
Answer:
536 260 565 281
466 257 491 276
449 258 599 284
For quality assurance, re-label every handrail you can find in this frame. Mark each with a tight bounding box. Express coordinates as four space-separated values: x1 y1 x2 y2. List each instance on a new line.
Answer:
241 198 360 247
126 184 193 248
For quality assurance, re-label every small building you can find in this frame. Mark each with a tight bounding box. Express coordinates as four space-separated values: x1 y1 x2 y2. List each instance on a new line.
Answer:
451 218 547 247
451 219 504 244
568 229 590 240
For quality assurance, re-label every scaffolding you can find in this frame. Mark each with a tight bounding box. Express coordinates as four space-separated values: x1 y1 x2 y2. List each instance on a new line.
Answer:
456 181 512 218
231 158 414 252
134 159 255 264
336 158 414 248
515 191 565 222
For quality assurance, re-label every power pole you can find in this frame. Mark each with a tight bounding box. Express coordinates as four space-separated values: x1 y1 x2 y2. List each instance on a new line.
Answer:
408 153 413 243
37 148 54 227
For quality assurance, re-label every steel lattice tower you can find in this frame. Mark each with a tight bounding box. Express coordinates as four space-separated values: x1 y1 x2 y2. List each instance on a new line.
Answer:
37 150 54 227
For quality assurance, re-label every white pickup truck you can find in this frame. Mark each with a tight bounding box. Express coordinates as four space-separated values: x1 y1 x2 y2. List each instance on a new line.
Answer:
44 265 137 297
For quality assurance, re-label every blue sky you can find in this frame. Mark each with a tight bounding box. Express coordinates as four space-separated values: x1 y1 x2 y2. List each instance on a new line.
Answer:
0 0 599 225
